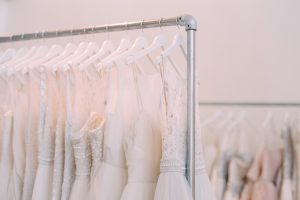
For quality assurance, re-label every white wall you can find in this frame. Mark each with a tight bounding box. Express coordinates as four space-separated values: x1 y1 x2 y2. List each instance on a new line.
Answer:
0 0 300 102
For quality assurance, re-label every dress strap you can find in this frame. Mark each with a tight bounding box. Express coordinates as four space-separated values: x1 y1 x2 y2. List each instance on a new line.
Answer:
130 63 144 113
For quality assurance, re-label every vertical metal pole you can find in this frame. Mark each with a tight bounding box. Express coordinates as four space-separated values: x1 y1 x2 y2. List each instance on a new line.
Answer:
187 29 196 198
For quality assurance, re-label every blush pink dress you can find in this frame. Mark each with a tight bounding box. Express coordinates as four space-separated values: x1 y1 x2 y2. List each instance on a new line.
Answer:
250 148 283 200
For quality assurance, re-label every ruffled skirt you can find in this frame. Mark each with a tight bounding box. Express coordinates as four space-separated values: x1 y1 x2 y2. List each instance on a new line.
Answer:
89 162 127 200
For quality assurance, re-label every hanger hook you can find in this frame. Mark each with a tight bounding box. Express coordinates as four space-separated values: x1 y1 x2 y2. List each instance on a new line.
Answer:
140 19 144 33
159 18 163 31
106 24 110 40
176 17 180 30
70 27 74 42
125 22 129 35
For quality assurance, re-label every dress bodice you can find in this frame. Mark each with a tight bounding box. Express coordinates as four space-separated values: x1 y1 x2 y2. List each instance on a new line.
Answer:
159 61 187 174
88 114 106 176
72 113 103 178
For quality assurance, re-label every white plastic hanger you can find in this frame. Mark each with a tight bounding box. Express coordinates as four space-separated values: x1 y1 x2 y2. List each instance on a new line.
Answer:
0 47 28 76
218 111 234 129
227 111 246 131
127 34 166 71
25 44 63 73
161 34 187 59
67 42 99 67
157 34 187 79
200 111 225 128
0 47 28 73
13 46 49 73
97 38 132 71
44 43 77 69
262 111 273 128
52 42 88 73
6 46 38 73
78 40 115 70
104 36 148 68
0 48 16 64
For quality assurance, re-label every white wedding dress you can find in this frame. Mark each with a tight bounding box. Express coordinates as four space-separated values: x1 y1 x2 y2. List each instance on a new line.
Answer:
94 66 131 200
120 64 162 200
51 71 67 200
154 59 193 200
32 68 59 200
0 110 13 200
9 75 29 199
61 67 84 200
22 71 42 200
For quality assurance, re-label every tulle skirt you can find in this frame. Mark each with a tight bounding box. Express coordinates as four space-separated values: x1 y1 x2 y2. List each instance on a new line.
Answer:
121 182 156 200
0 163 12 199
196 173 216 200
89 162 127 200
32 164 53 200
70 176 90 200
154 172 193 200
280 179 293 200
8 167 23 199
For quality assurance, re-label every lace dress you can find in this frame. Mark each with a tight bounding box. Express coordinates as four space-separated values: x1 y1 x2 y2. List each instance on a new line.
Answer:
61 68 81 200
51 71 67 200
69 113 104 200
154 59 193 200
32 69 59 200
88 113 105 180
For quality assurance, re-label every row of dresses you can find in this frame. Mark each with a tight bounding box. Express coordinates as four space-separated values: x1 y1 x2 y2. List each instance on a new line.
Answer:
201 114 300 200
0 38 214 200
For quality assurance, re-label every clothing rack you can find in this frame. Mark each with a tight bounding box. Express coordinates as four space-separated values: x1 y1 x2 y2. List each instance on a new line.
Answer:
198 101 300 107
0 15 198 198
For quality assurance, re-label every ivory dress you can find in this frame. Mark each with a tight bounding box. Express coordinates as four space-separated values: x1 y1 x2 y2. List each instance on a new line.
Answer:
22 70 42 200
51 71 67 200
120 65 162 200
61 67 83 200
94 66 131 200
0 110 13 200
32 68 59 200
154 59 193 200
9 74 29 199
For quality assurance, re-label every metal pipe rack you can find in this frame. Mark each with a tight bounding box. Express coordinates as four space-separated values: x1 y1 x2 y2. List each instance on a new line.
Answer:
0 14 198 198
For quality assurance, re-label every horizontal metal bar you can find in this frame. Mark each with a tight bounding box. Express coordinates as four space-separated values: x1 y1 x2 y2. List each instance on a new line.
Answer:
0 16 190 43
198 101 300 107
